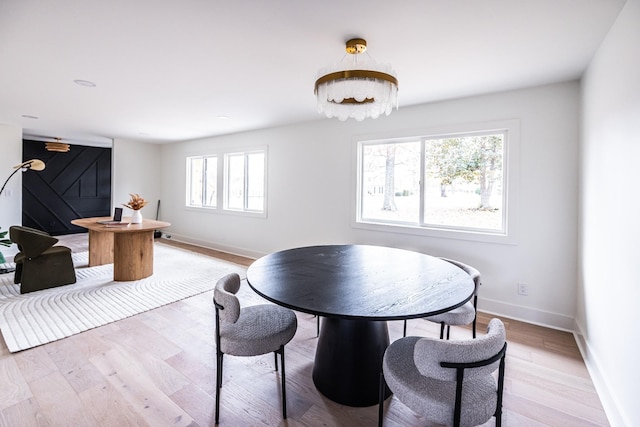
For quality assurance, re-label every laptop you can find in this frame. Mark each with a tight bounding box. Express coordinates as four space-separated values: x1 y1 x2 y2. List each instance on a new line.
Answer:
97 207 124 225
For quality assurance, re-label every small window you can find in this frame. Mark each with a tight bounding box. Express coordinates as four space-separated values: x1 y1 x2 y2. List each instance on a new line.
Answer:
186 148 267 215
356 122 516 241
186 155 217 208
224 150 265 213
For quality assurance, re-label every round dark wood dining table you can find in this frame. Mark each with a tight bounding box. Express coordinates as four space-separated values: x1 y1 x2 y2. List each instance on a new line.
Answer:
246 244 475 407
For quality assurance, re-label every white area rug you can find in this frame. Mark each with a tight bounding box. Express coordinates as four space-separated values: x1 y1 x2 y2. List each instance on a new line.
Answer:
0 243 246 353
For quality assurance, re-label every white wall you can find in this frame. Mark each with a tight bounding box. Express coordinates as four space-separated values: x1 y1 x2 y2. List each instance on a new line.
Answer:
579 0 640 425
160 81 580 330
0 123 24 258
112 138 162 220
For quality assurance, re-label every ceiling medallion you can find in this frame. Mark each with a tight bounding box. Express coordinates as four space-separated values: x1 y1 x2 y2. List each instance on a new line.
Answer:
45 138 71 152
314 38 398 121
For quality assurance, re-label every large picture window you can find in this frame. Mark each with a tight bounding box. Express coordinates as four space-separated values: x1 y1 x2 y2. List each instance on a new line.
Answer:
186 147 266 215
356 121 518 241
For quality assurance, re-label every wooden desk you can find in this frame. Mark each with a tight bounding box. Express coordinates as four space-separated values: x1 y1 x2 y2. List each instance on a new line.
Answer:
71 217 171 281
246 244 475 406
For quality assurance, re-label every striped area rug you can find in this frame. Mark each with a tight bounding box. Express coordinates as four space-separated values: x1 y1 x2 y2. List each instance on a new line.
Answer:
0 243 246 353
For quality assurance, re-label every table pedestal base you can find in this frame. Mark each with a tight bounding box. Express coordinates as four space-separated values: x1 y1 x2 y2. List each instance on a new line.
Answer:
312 318 391 407
113 231 154 281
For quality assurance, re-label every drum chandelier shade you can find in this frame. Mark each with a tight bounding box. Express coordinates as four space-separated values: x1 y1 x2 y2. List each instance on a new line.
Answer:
314 38 398 121
45 138 70 152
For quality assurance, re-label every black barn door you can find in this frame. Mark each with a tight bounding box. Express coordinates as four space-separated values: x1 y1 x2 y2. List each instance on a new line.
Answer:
22 139 112 235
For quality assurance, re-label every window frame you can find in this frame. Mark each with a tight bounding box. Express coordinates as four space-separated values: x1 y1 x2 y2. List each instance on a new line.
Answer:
223 150 266 214
352 120 520 244
185 145 267 218
186 155 218 208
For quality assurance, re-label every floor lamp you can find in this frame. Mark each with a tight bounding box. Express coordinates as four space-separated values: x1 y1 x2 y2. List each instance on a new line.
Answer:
0 159 46 271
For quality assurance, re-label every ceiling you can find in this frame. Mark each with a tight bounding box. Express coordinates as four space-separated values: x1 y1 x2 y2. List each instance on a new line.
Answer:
0 0 626 146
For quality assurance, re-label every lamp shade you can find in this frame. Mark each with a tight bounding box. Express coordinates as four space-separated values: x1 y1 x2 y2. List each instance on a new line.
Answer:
1 159 46 198
14 159 46 171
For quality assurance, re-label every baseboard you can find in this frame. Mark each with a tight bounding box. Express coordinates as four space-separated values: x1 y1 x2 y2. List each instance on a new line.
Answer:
165 233 263 261
166 236 576 332
573 321 627 427
478 297 575 332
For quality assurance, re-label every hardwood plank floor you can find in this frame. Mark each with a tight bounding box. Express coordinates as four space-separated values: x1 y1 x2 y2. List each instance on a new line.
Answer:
0 234 609 426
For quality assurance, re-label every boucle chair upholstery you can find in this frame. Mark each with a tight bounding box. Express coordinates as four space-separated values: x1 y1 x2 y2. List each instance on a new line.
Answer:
380 318 507 427
10 225 76 294
213 273 297 424
404 257 481 339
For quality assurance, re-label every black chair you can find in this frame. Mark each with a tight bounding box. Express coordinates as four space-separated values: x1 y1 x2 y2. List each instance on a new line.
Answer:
380 318 507 427
9 226 76 294
213 273 297 424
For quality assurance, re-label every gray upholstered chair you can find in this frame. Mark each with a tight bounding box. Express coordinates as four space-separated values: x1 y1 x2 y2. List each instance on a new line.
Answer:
10 225 76 294
213 273 297 424
380 318 507 427
404 257 481 339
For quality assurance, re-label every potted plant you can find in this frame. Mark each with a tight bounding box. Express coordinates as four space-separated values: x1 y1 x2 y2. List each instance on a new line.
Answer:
1 226 11 265
0 159 46 266
123 193 148 224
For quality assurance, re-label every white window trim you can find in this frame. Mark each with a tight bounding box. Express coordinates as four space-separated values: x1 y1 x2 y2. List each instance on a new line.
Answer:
223 150 267 215
185 145 268 219
351 120 520 245
185 154 218 208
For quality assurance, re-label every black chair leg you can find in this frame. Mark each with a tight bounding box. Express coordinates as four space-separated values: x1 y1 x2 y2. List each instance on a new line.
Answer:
215 351 223 424
446 325 451 340
403 319 407 337
274 351 279 371
472 295 478 339
439 322 445 339
317 316 320 337
495 348 507 427
279 346 287 419
472 316 477 339
378 371 385 427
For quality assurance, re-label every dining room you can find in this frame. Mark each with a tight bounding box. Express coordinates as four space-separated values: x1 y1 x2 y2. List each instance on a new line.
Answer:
1 0 638 424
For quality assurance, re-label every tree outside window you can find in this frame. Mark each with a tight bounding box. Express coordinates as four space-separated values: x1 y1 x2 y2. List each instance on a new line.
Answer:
359 131 506 233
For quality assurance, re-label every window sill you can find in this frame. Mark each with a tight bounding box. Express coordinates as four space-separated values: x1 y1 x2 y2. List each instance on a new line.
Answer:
352 219 518 245
184 205 267 219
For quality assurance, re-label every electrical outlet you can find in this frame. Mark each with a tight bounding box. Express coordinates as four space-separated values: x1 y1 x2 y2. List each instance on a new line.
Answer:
517 283 529 296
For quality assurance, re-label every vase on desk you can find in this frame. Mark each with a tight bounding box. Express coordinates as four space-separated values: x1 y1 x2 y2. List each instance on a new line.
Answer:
130 210 143 224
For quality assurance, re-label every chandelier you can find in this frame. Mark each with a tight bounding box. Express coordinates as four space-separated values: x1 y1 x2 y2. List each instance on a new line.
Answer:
314 38 398 121
45 137 70 152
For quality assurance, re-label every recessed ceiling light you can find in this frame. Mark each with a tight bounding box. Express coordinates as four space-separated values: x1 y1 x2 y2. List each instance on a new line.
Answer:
22 114 39 119
73 79 96 87
216 115 230 120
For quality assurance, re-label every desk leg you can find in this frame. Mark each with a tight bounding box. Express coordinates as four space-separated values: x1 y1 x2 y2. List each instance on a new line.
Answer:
87 229 113 266
312 318 391 407
113 231 154 281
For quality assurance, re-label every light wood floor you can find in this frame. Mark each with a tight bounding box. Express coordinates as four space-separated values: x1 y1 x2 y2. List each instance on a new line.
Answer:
0 234 609 426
